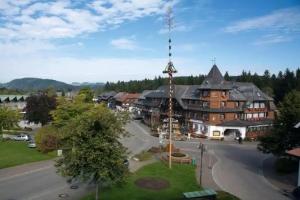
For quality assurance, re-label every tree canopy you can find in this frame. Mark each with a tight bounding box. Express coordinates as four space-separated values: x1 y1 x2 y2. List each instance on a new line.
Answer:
78 87 94 103
0 107 21 133
53 96 129 200
25 93 57 125
258 90 300 156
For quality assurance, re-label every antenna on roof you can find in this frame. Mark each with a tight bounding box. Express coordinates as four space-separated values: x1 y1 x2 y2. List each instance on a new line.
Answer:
211 57 216 65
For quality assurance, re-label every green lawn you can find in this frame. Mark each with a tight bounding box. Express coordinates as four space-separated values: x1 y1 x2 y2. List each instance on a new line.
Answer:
0 140 56 169
82 162 239 200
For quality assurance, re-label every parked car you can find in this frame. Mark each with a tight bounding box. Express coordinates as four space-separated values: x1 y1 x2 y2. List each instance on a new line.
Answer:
13 134 29 141
28 142 36 148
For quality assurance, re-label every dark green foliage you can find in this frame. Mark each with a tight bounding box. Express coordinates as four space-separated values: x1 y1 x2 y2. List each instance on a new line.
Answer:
275 157 298 174
103 68 300 103
258 91 300 156
78 87 94 103
25 93 57 125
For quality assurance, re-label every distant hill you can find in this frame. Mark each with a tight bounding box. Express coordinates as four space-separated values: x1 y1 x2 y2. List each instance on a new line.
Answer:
71 82 105 88
3 78 77 91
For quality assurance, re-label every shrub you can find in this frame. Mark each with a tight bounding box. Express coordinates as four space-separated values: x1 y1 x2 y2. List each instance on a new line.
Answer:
275 157 298 174
171 152 186 157
35 125 59 153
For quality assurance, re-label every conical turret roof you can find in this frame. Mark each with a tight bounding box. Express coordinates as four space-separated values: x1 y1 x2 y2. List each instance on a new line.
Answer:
199 64 232 90
204 64 224 84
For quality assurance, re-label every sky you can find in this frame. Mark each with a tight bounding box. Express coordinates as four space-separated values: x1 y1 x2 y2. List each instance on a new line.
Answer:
0 0 299 84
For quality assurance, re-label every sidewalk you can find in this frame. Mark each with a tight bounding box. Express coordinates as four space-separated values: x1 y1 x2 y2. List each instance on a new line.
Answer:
129 157 157 173
195 150 220 191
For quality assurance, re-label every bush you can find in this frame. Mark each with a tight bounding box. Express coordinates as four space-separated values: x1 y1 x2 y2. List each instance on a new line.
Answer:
171 152 186 157
35 125 60 153
275 157 298 174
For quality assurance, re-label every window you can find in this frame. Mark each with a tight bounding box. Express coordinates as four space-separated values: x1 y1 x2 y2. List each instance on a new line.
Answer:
253 113 258 118
213 131 220 136
203 101 209 108
254 102 260 108
249 103 253 108
203 90 209 97
234 114 239 119
194 113 198 119
235 102 239 108
221 91 226 97
220 113 225 120
221 101 226 108
259 113 265 118
211 91 217 97
203 113 208 120
260 102 265 108
246 113 252 119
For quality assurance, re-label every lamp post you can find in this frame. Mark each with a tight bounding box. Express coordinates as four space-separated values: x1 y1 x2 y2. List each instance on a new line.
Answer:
163 7 177 169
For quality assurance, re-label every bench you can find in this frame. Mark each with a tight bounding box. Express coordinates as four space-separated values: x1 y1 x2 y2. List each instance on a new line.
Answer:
183 189 217 200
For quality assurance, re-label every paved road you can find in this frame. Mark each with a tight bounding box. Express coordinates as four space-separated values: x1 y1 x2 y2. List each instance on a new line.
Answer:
0 121 155 200
0 120 291 200
210 142 291 200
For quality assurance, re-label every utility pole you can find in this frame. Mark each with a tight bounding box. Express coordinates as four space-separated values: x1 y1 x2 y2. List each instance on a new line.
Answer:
163 6 177 169
199 142 205 185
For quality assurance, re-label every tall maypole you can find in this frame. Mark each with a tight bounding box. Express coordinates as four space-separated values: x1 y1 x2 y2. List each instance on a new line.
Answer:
163 6 177 169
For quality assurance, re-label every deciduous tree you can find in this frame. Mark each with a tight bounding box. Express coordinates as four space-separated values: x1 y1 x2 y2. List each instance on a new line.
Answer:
0 107 21 134
25 93 56 125
55 104 129 200
258 90 300 156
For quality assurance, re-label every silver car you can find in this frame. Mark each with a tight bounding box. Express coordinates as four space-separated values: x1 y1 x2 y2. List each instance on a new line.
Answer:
13 134 29 141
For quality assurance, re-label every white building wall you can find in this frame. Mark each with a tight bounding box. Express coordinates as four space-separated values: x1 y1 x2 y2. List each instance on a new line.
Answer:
207 125 246 139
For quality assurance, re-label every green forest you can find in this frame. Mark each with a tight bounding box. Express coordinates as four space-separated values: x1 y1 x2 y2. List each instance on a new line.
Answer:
103 68 300 103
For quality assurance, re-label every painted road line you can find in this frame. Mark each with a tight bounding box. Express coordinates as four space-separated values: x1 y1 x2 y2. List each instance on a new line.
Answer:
0 165 52 182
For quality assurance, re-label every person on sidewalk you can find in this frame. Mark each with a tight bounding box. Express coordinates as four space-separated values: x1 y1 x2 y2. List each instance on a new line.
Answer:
187 133 191 140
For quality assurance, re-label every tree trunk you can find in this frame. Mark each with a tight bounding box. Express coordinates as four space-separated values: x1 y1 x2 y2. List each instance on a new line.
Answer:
95 183 99 200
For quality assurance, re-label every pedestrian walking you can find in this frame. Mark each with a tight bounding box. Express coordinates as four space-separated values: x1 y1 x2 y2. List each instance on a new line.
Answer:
238 136 242 144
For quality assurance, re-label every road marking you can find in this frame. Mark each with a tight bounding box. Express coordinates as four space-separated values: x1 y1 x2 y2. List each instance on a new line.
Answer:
0 165 52 182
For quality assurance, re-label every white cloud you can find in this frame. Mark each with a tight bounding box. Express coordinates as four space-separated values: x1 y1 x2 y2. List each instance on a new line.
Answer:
253 34 291 45
158 23 192 34
111 38 137 50
0 40 55 56
0 0 176 40
224 7 300 33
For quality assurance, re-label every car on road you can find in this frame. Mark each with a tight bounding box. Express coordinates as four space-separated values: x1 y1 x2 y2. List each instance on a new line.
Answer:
28 141 36 148
13 134 29 141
